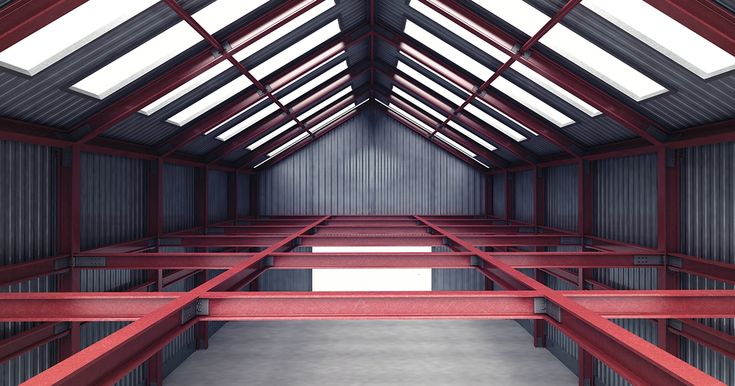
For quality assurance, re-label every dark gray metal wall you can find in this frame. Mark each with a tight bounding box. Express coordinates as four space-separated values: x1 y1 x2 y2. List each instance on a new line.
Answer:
80 152 147 250
163 163 198 232
236 173 250 217
207 170 228 224
593 153 658 248
0 141 58 385
513 170 534 223
258 270 312 291
492 173 505 218
432 269 485 290
258 107 485 215
545 164 578 232
679 142 735 385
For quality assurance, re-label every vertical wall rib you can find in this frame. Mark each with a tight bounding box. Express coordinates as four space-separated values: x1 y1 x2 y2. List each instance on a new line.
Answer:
545 164 578 232
163 163 198 232
236 173 250 217
513 170 533 223
207 170 228 224
492 174 505 218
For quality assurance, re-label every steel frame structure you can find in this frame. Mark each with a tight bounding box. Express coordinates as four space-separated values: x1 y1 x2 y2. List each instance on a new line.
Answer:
0 216 734 385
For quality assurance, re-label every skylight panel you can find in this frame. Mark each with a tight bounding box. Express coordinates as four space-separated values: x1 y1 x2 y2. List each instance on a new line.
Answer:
247 122 296 151
216 103 282 141
447 121 497 151
166 76 252 126
138 1 337 115
267 132 309 157
70 1 266 99
510 62 601 116
192 0 268 35
0 0 158 76
234 20 341 80
279 61 348 105
435 132 476 158
392 86 446 122
309 102 359 133
296 86 353 121
387 103 436 134
404 20 494 81
472 0 668 101
492 77 574 127
396 60 467 107
139 61 233 115
409 0 510 63
463 102 527 142
583 0 735 78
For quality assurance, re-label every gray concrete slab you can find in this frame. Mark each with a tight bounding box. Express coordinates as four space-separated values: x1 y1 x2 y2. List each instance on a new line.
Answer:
165 320 576 386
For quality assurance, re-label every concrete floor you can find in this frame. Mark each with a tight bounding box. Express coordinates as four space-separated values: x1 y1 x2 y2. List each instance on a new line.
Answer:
165 320 576 386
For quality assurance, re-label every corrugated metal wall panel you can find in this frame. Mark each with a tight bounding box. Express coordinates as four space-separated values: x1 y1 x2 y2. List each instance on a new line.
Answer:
207 170 228 224
258 108 485 215
163 163 198 232
513 170 533 223
162 325 196 378
236 173 250 217
545 164 578 232
492 174 505 218
593 154 658 248
679 142 735 384
258 269 312 291
80 322 146 386
594 320 658 386
0 141 57 264
431 269 485 290
80 153 147 250
0 141 58 385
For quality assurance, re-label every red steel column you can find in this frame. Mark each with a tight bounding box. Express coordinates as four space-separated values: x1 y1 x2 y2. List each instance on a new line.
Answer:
147 158 163 239
533 166 546 347
505 171 514 222
58 145 81 359
198 167 209 229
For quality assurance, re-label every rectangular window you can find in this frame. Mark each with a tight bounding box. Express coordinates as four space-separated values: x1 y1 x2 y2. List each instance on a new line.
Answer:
472 0 668 101
0 0 158 76
311 246 433 292
71 1 267 99
583 0 735 79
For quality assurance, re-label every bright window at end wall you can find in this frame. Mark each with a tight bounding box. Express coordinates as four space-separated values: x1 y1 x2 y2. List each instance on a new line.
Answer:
311 246 433 291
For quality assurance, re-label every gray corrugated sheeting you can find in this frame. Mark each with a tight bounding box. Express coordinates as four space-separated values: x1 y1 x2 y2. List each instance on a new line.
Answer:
543 275 579 375
80 269 148 292
492 174 505 217
207 170 228 224
545 164 578 231
679 142 735 384
162 325 197 378
258 107 485 215
0 141 59 385
0 141 57 264
431 269 485 290
513 170 533 223
236 173 250 217
163 163 198 232
594 320 657 386
80 153 147 250
593 153 658 248
258 269 312 291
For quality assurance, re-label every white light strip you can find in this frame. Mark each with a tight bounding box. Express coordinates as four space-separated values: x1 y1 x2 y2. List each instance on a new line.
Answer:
297 86 353 121
435 132 476 157
279 61 348 105
267 132 309 158
463 102 527 142
447 120 496 151
216 102 282 141
396 60 466 107
246 121 296 151
392 86 446 122
387 103 436 134
310 99 367 133
492 77 574 127
583 0 735 79
166 76 252 126
0 0 159 76
510 62 601 116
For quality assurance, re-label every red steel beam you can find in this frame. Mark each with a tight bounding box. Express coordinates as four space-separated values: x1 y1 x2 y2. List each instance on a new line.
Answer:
645 0 735 57
73 0 323 144
668 319 735 360
421 0 667 145
0 322 70 364
0 0 88 52
414 216 721 385
3 290 735 322
22 216 329 386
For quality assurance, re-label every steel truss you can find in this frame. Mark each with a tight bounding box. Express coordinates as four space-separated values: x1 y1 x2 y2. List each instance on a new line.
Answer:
0 216 733 385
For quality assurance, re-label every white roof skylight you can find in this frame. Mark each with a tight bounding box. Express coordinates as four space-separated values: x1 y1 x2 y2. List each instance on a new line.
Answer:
385 101 436 134
392 86 447 122
247 122 296 151
216 102 282 141
71 0 268 99
510 62 601 116
267 132 309 158
166 76 252 126
583 0 735 79
235 20 341 79
435 132 476 158
309 99 365 133
138 1 336 115
279 61 348 105
396 60 467 107
0 0 158 76
492 77 574 127
472 0 668 101
297 86 353 121
404 20 494 81
463 102 527 142
447 121 497 151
